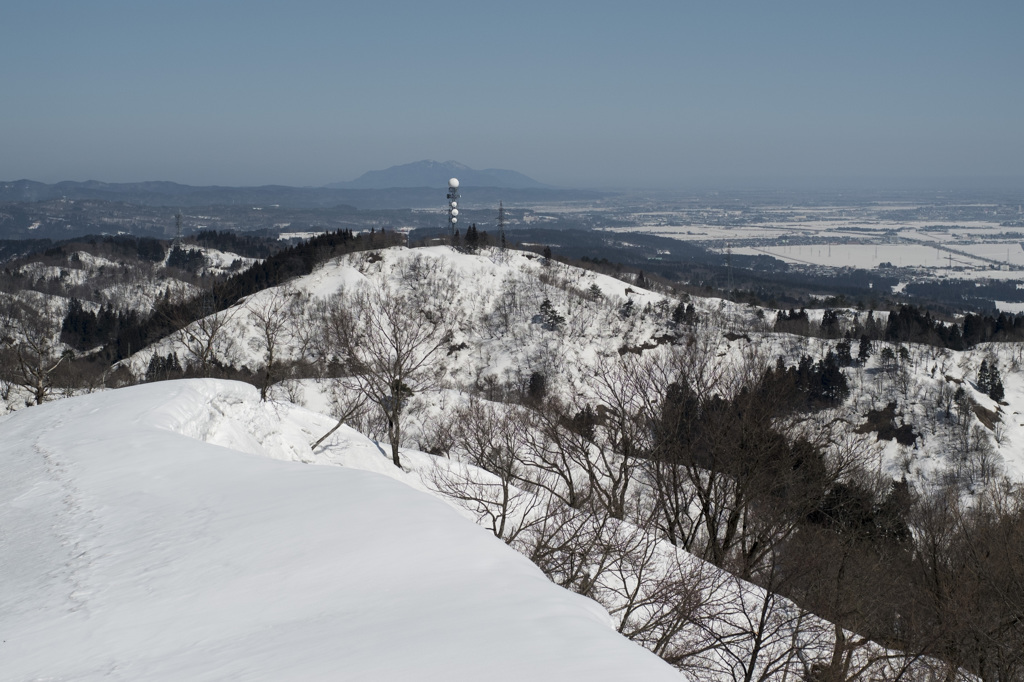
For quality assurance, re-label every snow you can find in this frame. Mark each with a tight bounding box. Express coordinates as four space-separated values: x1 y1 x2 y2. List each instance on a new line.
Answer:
2 243 1000 678
113 244 1024 491
194 245 259 274
994 300 1024 314
15 262 92 285
71 250 123 269
730 243 991 270
124 245 676 386
0 380 680 681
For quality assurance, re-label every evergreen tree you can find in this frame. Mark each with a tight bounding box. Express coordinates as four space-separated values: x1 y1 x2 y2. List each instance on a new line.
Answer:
962 314 985 347
464 223 479 252
990 376 1005 401
835 337 853 367
527 371 546 401
137 237 165 262
820 309 840 337
977 359 992 394
167 246 205 271
671 301 685 326
857 334 872 363
864 310 879 339
538 299 565 331
818 351 849 404
986 361 1005 401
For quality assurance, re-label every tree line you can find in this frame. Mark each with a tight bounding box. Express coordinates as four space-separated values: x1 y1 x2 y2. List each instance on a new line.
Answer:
775 303 1024 350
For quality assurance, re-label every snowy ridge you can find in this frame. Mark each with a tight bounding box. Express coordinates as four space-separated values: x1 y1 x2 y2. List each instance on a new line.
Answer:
0 380 680 680
1 379 963 680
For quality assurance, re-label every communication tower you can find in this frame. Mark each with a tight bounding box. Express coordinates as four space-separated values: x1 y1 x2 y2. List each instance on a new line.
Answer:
497 200 506 251
446 178 460 236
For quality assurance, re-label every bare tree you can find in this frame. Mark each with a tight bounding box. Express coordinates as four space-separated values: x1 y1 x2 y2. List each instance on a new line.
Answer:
310 379 371 450
582 352 670 519
907 481 1024 680
314 283 452 467
0 297 70 405
428 398 545 541
246 286 300 400
171 293 239 376
516 398 594 509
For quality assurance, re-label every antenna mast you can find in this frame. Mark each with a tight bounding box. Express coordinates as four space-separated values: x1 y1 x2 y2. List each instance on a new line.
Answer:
446 178 460 237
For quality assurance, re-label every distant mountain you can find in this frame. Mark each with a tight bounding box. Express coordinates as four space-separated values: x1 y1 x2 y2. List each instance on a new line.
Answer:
0 177 602 211
328 160 552 190
0 179 315 206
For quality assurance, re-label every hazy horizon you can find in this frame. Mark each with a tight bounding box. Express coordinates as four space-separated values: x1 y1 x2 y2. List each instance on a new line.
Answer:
2 2 1022 191
5 169 1024 195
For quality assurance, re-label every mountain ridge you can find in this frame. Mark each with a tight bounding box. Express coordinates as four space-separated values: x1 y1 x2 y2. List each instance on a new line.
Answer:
327 160 552 190
0 177 597 211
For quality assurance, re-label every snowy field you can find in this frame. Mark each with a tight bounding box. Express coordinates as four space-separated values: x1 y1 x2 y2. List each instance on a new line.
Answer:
601 208 1024 284
610 218 1024 287
729 243 981 269
725 242 1024 284
0 380 680 681
605 221 1011 243
955 242 1024 266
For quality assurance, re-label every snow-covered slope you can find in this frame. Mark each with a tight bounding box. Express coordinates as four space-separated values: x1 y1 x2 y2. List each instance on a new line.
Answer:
122 245 1024 488
0 380 679 680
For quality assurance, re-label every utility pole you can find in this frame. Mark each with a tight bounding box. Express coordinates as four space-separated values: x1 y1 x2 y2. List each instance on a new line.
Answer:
726 241 733 292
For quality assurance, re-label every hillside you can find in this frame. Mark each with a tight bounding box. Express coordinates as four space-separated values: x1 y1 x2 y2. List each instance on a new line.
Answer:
120 245 1024 488
0 379 680 681
3 241 1022 678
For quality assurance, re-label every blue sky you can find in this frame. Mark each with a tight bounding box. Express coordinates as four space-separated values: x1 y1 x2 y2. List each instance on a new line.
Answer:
2 1 1021 189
